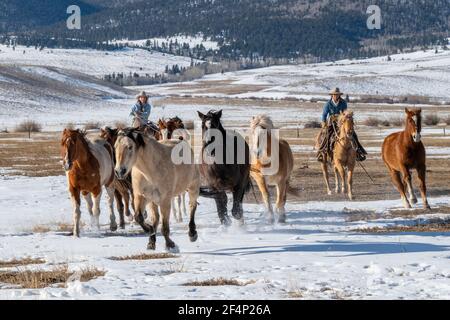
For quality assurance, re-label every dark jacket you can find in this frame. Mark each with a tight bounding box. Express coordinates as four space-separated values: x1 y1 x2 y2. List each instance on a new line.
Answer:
321 99 348 122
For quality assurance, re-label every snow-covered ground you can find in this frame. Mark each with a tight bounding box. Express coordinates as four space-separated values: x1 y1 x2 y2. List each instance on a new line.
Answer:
141 48 450 102
112 34 220 51
0 175 449 300
0 45 199 77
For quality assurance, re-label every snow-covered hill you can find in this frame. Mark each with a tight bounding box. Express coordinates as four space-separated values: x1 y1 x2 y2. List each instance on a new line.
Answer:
141 48 450 103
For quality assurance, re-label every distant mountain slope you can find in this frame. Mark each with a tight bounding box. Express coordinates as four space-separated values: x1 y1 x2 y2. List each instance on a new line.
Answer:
1 0 449 60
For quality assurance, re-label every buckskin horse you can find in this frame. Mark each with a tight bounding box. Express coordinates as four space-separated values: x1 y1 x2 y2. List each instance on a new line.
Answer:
250 115 295 223
197 110 251 226
382 108 430 209
114 128 200 251
61 129 117 237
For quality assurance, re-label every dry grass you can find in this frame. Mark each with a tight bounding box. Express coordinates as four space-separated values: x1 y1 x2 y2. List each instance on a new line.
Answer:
84 121 101 130
109 253 179 261
183 278 253 287
304 120 322 129
363 117 381 127
0 258 46 268
354 220 450 234
32 225 52 233
287 289 304 298
0 265 105 289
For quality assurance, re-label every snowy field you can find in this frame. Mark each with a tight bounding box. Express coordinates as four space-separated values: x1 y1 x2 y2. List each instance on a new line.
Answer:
141 48 450 102
0 175 449 300
112 34 220 51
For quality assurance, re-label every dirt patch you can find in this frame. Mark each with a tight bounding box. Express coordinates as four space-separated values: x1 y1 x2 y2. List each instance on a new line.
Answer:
182 278 254 287
0 258 46 269
354 220 450 234
0 265 105 289
109 253 179 261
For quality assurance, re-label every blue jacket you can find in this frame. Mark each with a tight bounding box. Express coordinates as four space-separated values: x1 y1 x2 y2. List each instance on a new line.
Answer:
322 99 347 122
130 102 152 124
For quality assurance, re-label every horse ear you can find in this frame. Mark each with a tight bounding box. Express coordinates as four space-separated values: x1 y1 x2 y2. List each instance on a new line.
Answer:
133 132 146 148
217 110 223 118
197 111 205 120
405 108 410 114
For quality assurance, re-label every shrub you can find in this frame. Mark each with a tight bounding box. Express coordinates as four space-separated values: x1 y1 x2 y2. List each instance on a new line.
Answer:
424 113 440 126
304 120 322 129
445 115 450 125
84 121 101 130
390 117 405 127
380 120 391 127
15 120 42 133
363 117 380 127
65 122 75 130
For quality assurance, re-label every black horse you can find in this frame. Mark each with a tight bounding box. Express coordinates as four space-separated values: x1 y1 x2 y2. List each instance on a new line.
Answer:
197 110 251 225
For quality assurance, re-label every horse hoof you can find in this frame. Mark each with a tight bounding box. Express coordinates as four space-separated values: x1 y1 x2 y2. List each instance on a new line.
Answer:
110 224 118 232
410 198 418 205
166 244 180 253
328 191 333 196
221 216 232 227
425 204 431 210
189 232 198 242
147 242 156 251
278 216 287 224
120 223 126 230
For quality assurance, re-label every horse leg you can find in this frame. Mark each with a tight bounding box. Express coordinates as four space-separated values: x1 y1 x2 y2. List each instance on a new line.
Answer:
134 195 152 233
171 198 178 222
321 157 332 195
417 165 431 210
182 193 187 218
214 191 231 226
187 187 199 242
92 190 102 230
401 168 417 208
70 187 81 237
159 199 178 252
389 169 410 209
83 192 93 217
252 172 274 223
106 186 118 232
114 190 125 229
347 166 354 201
122 189 133 222
336 162 346 195
176 195 183 223
148 202 159 235
334 165 340 194
232 186 245 222
276 181 287 224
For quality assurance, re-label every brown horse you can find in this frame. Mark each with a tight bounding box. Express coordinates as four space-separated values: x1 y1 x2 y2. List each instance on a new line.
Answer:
250 115 295 223
101 127 134 228
382 108 430 209
332 111 357 200
61 129 117 236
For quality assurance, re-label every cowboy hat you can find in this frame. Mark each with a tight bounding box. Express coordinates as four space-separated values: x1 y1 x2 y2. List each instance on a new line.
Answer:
136 91 149 99
329 88 344 96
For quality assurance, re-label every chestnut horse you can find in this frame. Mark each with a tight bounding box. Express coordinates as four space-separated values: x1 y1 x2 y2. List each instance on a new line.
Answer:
332 111 357 200
158 117 189 223
101 127 134 228
61 129 117 236
114 128 200 251
382 108 430 209
250 115 294 223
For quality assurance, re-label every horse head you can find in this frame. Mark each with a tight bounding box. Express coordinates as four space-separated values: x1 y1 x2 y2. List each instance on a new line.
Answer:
197 110 224 147
405 108 422 143
114 128 146 179
100 127 119 146
250 115 275 160
338 111 355 138
61 128 86 171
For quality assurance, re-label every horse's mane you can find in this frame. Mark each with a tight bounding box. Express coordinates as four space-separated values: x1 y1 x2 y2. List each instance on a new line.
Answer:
118 127 147 149
251 115 275 130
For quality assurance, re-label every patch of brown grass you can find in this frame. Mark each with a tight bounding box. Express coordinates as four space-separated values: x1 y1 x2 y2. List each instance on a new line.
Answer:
0 258 46 268
0 265 105 289
354 220 450 234
109 253 179 261
183 278 254 287
32 225 52 233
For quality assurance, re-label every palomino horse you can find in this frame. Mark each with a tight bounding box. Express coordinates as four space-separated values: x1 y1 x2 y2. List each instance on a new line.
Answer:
250 115 294 223
114 128 200 251
197 110 251 225
61 129 117 236
158 117 189 223
332 111 357 200
382 108 430 209
101 127 134 228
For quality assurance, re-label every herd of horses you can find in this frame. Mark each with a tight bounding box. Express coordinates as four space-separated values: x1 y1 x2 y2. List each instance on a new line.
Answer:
60 107 430 251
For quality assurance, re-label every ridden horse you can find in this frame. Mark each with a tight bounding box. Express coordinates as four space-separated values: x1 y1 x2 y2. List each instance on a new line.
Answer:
158 117 189 223
382 108 430 209
197 110 251 225
114 128 200 251
250 115 294 223
332 111 357 200
61 129 117 236
100 127 134 228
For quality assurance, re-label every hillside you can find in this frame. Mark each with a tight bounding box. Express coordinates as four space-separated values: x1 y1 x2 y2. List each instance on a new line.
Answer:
2 0 448 60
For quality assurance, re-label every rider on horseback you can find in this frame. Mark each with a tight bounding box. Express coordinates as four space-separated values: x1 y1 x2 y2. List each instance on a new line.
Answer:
316 88 367 162
130 91 152 128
